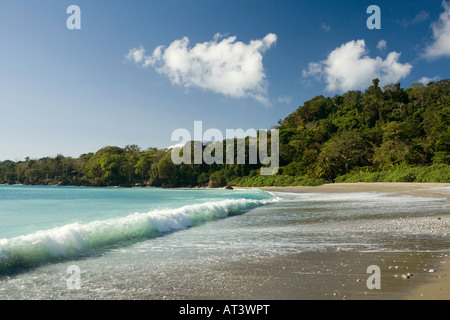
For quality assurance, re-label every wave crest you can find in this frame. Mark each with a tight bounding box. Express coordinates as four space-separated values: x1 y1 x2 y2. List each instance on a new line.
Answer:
0 195 277 274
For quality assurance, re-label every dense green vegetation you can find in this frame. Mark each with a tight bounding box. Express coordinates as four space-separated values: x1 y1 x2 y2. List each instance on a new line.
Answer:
1 79 449 187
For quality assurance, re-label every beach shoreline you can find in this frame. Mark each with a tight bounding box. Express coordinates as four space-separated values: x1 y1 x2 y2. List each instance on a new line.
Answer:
1 182 448 300
250 183 450 300
252 182 450 201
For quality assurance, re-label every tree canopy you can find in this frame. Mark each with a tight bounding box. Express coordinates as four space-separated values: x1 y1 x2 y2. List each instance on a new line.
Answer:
1 79 449 187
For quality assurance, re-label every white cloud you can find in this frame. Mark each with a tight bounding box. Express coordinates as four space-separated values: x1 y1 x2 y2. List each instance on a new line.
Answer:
413 10 430 23
302 39 412 92
398 10 429 28
377 40 387 51
321 23 331 31
126 47 146 64
418 76 440 85
276 96 292 104
126 33 277 105
423 1 450 59
166 143 184 150
302 62 323 79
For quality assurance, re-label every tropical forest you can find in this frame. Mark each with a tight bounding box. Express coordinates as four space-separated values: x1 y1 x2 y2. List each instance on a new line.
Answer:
1 79 449 187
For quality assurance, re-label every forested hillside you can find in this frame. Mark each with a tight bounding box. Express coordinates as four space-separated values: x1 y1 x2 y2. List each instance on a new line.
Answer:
1 79 449 187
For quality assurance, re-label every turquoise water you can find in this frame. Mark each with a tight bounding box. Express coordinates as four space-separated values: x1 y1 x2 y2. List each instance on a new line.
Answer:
0 185 275 238
0 185 277 274
0 185 449 299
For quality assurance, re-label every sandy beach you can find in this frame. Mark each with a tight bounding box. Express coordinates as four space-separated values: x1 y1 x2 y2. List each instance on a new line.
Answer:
254 183 450 300
1 183 448 301
257 182 450 202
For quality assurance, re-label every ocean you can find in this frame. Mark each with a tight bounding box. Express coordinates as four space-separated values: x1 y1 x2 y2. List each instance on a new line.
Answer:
0 185 449 300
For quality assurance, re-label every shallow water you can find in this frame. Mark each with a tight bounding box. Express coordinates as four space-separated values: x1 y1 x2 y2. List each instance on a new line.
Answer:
0 186 448 299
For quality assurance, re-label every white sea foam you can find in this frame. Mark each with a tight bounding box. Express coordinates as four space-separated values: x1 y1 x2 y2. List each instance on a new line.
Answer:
0 196 278 273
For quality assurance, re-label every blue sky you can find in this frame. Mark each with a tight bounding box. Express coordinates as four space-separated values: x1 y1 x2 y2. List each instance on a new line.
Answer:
0 0 449 160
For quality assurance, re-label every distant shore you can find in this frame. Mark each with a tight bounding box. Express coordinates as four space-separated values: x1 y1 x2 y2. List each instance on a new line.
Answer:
253 183 450 300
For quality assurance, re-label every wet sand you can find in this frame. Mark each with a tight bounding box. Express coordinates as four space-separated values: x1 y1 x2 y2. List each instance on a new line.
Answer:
218 250 449 300
133 248 449 300
131 183 449 300
253 183 450 300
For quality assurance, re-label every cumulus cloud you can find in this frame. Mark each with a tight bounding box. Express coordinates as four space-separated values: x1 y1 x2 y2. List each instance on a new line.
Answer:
126 47 145 64
302 39 412 92
423 1 450 60
377 40 387 51
126 33 277 105
166 143 184 150
418 76 440 85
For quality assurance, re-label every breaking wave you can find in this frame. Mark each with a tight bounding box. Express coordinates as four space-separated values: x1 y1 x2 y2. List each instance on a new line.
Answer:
0 195 278 275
